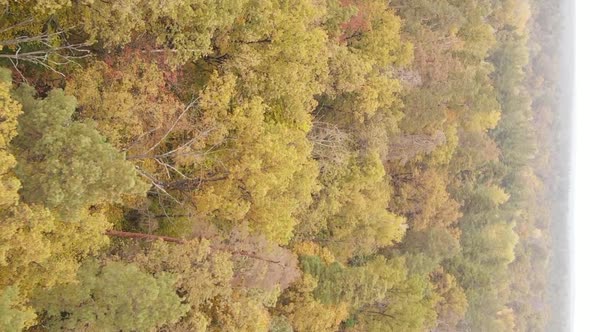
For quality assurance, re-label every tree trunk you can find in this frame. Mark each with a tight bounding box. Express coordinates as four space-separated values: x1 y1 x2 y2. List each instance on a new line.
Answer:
105 230 285 267
105 230 185 243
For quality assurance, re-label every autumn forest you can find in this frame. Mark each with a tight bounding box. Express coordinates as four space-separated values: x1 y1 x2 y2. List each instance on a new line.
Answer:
0 0 565 331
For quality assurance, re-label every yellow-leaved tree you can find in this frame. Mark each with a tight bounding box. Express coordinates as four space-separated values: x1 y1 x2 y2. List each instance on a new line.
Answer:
0 68 148 330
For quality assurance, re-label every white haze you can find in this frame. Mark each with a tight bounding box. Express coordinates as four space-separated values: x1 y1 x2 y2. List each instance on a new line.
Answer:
573 0 587 330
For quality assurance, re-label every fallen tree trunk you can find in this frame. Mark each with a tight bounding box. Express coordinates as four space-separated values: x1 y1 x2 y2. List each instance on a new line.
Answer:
105 229 285 266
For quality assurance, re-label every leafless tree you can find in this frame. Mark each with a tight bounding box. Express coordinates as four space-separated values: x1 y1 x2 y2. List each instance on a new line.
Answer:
389 67 423 88
0 22 91 77
105 229 296 271
309 121 352 172
387 130 446 164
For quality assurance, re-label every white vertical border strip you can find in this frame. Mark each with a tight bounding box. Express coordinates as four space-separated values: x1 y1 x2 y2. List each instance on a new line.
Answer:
573 0 586 330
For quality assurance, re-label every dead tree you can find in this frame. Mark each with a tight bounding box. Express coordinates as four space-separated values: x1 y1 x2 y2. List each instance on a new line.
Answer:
106 230 286 267
0 27 91 76
309 121 352 170
387 130 446 164
389 67 423 88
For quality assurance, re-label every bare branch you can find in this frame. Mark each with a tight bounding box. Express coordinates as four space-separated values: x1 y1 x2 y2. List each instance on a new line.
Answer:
122 126 162 152
144 97 198 154
135 166 181 204
160 173 229 191
387 130 447 164
0 17 35 35
105 230 286 267
154 127 215 158
9 57 28 84
106 229 185 244
0 31 66 46
361 310 397 320
126 127 216 161
0 29 91 76
155 158 189 179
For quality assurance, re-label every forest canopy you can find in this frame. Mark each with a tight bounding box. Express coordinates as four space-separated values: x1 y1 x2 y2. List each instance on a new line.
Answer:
0 0 561 331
